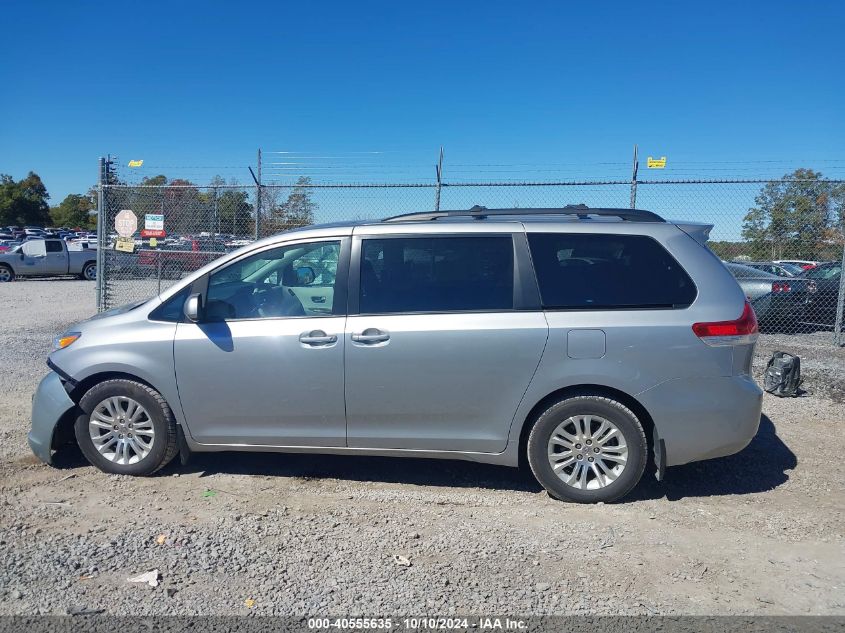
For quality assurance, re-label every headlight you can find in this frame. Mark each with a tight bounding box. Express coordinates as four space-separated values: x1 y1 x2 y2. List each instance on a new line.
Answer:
53 332 81 351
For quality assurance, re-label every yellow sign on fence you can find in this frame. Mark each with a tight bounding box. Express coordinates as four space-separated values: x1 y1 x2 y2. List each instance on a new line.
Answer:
647 156 667 169
115 236 136 253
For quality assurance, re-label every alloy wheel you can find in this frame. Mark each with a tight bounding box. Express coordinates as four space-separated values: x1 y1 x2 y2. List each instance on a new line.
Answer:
547 415 628 490
88 396 155 465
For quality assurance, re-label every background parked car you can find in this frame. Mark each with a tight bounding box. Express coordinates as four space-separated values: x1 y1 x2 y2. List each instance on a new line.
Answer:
783 262 844 331
774 259 819 270
0 238 97 281
723 262 803 330
736 261 805 277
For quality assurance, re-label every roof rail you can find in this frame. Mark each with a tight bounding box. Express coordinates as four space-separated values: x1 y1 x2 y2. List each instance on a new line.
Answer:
383 204 665 223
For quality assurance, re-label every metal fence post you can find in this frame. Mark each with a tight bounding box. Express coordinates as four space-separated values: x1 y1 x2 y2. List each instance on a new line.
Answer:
629 144 639 209
434 146 444 211
95 157 106 311
834 241 845 346
255 148 262 239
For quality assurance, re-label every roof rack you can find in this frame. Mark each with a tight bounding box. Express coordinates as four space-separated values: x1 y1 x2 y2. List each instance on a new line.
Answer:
383 204 665 223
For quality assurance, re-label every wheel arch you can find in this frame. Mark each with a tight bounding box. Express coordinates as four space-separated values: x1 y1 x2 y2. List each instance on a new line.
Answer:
53 371 175 451
516 384 655 469
68 370 166 408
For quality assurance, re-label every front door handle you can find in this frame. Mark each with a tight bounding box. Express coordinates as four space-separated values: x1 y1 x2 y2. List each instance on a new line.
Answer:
299 330 338 346
351 328 390 344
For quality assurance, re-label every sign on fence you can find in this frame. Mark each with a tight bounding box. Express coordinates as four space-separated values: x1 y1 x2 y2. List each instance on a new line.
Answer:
142 213 165 238
114 236 135 253
114 209 137 237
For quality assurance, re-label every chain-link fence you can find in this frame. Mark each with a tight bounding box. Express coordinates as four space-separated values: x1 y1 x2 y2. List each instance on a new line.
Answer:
97 177 845 347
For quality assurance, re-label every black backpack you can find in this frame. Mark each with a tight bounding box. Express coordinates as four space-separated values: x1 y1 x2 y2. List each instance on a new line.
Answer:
763 351 802 397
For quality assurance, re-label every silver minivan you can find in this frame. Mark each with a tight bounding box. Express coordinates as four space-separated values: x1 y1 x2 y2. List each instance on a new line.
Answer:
29 206 763 503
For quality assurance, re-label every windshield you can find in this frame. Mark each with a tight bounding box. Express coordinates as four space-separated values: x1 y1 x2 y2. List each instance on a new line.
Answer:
779 263 804 276
805 264 841 280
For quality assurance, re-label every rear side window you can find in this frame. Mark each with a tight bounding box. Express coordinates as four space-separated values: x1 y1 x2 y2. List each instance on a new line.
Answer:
45 240 63 253
527 233 696 309
360 236 514 313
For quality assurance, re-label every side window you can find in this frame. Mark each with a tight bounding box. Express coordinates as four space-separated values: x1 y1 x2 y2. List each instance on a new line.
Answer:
527 233 696 309
360 236 514 314
206 240 341 320
149 287 191 322
45 240 63 253
22 241 46 257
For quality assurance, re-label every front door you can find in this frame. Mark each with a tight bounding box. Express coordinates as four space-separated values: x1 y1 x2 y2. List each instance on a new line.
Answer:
344 233 548 453
174 238 349 446
19 240 46 275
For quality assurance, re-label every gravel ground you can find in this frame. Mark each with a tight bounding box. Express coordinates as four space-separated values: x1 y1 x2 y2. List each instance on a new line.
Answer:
0 279 843 616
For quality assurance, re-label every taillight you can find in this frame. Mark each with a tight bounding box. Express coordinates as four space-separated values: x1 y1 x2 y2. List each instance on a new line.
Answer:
772 281 791 293
692 300 759 347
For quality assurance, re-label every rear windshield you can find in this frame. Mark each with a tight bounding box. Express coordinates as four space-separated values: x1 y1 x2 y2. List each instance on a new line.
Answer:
527 233 697 309
805 264 841 280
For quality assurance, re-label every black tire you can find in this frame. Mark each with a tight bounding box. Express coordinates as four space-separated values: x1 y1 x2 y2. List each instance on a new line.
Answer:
80 261 96 281
527 395 647 503
74 379 179 476
0 264 15 282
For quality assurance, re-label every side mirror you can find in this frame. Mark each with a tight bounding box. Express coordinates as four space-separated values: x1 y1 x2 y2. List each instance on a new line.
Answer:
295 266 316 286
183 293 203 322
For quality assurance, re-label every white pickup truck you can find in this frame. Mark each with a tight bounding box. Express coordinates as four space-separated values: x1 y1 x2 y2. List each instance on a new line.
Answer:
0 239 97 282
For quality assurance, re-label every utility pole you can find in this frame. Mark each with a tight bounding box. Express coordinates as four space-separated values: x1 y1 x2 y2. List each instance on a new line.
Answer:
630 144 639 209
434 146 444 211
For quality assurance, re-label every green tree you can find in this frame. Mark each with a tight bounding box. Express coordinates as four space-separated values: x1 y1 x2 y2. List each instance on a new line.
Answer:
50 193 95 228
270 177 317 233
0 172 51 226
742 169 845 260
218 189 254 237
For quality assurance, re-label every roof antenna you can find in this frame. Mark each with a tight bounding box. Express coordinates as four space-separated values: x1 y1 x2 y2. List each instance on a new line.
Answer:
468 205 488 219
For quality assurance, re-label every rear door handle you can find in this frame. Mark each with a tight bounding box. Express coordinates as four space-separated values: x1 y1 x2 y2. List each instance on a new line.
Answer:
299 330 338 346
351 329 390 344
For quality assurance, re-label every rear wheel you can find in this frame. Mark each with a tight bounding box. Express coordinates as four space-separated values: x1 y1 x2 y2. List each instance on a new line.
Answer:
80 262 96 281
527 395 647 503
74 379 178 476
0 265 15 282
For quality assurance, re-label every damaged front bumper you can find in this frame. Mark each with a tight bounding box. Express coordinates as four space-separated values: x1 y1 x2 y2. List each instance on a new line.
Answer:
28 371 77 465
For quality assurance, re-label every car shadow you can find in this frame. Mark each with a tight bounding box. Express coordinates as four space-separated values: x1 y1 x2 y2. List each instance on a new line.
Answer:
51 414 795 501
169 451 544 493
628 414 796 502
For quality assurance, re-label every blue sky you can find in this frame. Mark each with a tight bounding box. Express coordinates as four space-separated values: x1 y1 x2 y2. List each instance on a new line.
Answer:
1 0 844 204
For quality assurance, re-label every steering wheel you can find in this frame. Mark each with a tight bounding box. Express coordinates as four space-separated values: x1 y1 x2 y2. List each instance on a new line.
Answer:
251 284 306 317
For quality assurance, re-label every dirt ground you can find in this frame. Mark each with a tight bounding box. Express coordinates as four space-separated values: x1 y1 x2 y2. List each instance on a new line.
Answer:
0 279 843 616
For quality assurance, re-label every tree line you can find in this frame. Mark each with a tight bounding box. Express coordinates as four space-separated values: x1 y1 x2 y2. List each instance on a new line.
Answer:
121 175 317 237
4 167 842 258
738 168 845 261
0 172 316 238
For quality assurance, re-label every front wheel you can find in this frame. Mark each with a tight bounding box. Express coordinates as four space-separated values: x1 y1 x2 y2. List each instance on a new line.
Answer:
80 262 96 281
527 395 647 503
0 264 15 282
74 379 179 475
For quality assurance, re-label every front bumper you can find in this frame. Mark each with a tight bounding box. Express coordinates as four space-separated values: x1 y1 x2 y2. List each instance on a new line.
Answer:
28 371 77 465
637 373 763 467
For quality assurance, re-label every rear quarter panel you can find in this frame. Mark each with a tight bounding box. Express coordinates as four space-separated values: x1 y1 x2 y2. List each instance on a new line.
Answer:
509 222 749 446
